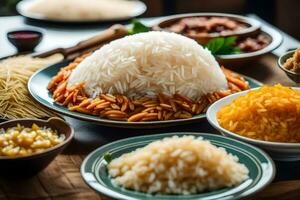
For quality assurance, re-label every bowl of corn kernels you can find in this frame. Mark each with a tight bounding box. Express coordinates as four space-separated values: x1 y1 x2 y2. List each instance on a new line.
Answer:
0 117 73 175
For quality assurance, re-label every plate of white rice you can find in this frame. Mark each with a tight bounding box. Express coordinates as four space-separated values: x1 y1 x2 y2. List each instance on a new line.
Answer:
17 0 146 23
81 132 275 199
28 32 262 128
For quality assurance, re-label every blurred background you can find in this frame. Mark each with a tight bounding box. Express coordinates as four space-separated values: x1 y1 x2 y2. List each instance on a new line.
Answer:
1 0 300 39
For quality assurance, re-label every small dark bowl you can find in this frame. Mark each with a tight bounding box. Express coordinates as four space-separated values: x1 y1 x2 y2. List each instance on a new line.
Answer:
0 117 74 176
7 29 43 52
278 50 300 83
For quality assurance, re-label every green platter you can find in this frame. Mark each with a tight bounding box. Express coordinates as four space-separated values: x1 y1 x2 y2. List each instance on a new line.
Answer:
81 132 275 200
28 61 262 128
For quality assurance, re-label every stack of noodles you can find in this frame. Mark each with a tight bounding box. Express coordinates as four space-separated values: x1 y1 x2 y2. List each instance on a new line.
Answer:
0 54 62 119
48 32 249 122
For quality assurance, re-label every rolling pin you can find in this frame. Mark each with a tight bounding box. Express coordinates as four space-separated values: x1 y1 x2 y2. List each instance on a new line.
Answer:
33 24 128 59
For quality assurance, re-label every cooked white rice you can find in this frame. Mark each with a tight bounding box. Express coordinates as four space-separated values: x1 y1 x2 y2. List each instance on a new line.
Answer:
27 0 136 21
68 32 228 100
108 136 249 195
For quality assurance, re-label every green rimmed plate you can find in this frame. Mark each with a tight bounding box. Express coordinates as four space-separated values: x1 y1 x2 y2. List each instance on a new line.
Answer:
81 132 275 200
28 61 262 128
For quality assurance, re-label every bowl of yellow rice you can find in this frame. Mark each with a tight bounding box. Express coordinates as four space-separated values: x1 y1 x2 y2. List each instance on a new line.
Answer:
207 84 300 161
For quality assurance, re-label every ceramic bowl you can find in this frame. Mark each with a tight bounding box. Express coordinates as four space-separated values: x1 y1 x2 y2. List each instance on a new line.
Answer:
153 13 282 67
153 13 261 44
0 117 74 176
206 88 300 161
278 50 300 83
216 26 282 67
7 29 43 52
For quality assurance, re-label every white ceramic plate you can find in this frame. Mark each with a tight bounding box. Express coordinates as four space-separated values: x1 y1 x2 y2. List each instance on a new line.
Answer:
206 87 300 161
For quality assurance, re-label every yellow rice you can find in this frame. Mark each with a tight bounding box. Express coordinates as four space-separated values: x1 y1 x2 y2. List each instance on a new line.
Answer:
217 84 300 143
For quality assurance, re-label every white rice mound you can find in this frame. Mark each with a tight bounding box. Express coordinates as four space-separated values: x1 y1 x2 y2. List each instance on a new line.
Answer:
68 32 228 100
108 136 249 195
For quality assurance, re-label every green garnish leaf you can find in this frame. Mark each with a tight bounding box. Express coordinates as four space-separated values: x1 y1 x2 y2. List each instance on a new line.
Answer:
232 47 243 54
128 19 150 35
206 37 225 54
205 36 242 55
103 152 112 163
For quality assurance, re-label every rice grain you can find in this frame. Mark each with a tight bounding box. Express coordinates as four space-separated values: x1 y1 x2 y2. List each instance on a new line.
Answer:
217 84 300 142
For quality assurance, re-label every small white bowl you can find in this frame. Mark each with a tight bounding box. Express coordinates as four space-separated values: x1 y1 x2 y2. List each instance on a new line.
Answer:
206 87 300 161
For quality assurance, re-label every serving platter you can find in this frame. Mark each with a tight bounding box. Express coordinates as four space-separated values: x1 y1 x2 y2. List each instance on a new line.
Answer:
81 132 275 200
28 61 262 128
17 0 147 24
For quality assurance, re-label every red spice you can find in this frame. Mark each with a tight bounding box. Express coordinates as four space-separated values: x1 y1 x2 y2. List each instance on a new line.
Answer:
9 31 40 40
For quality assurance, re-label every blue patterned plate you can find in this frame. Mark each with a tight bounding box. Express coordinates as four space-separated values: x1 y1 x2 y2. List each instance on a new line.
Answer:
81 132 275 200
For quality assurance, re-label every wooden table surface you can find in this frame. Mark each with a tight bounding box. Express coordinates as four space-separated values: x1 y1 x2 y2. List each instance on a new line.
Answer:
1 16 300 200
0 54 299 200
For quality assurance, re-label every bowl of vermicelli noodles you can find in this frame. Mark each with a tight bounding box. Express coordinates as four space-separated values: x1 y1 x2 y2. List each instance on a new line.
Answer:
0 54 63 120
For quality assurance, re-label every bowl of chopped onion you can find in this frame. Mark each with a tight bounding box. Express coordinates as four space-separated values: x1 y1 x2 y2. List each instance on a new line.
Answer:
0 117 74 176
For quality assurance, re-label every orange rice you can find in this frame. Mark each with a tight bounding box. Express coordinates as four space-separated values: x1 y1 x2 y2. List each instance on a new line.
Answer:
217 84 300 143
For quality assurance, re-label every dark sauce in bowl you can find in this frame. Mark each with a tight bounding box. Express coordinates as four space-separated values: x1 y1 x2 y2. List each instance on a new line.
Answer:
9 31 41 40
7 30 43 52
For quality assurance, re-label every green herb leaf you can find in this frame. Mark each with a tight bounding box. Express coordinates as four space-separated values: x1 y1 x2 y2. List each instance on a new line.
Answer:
103 152 112 163
128 19 150 35
206 37 225 54
223 36 237 47
232 47 243 54
205 36 242 55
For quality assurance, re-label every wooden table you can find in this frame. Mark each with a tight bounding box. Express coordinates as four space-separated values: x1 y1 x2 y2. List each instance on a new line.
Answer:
0 54 298 200
1 16 300 200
